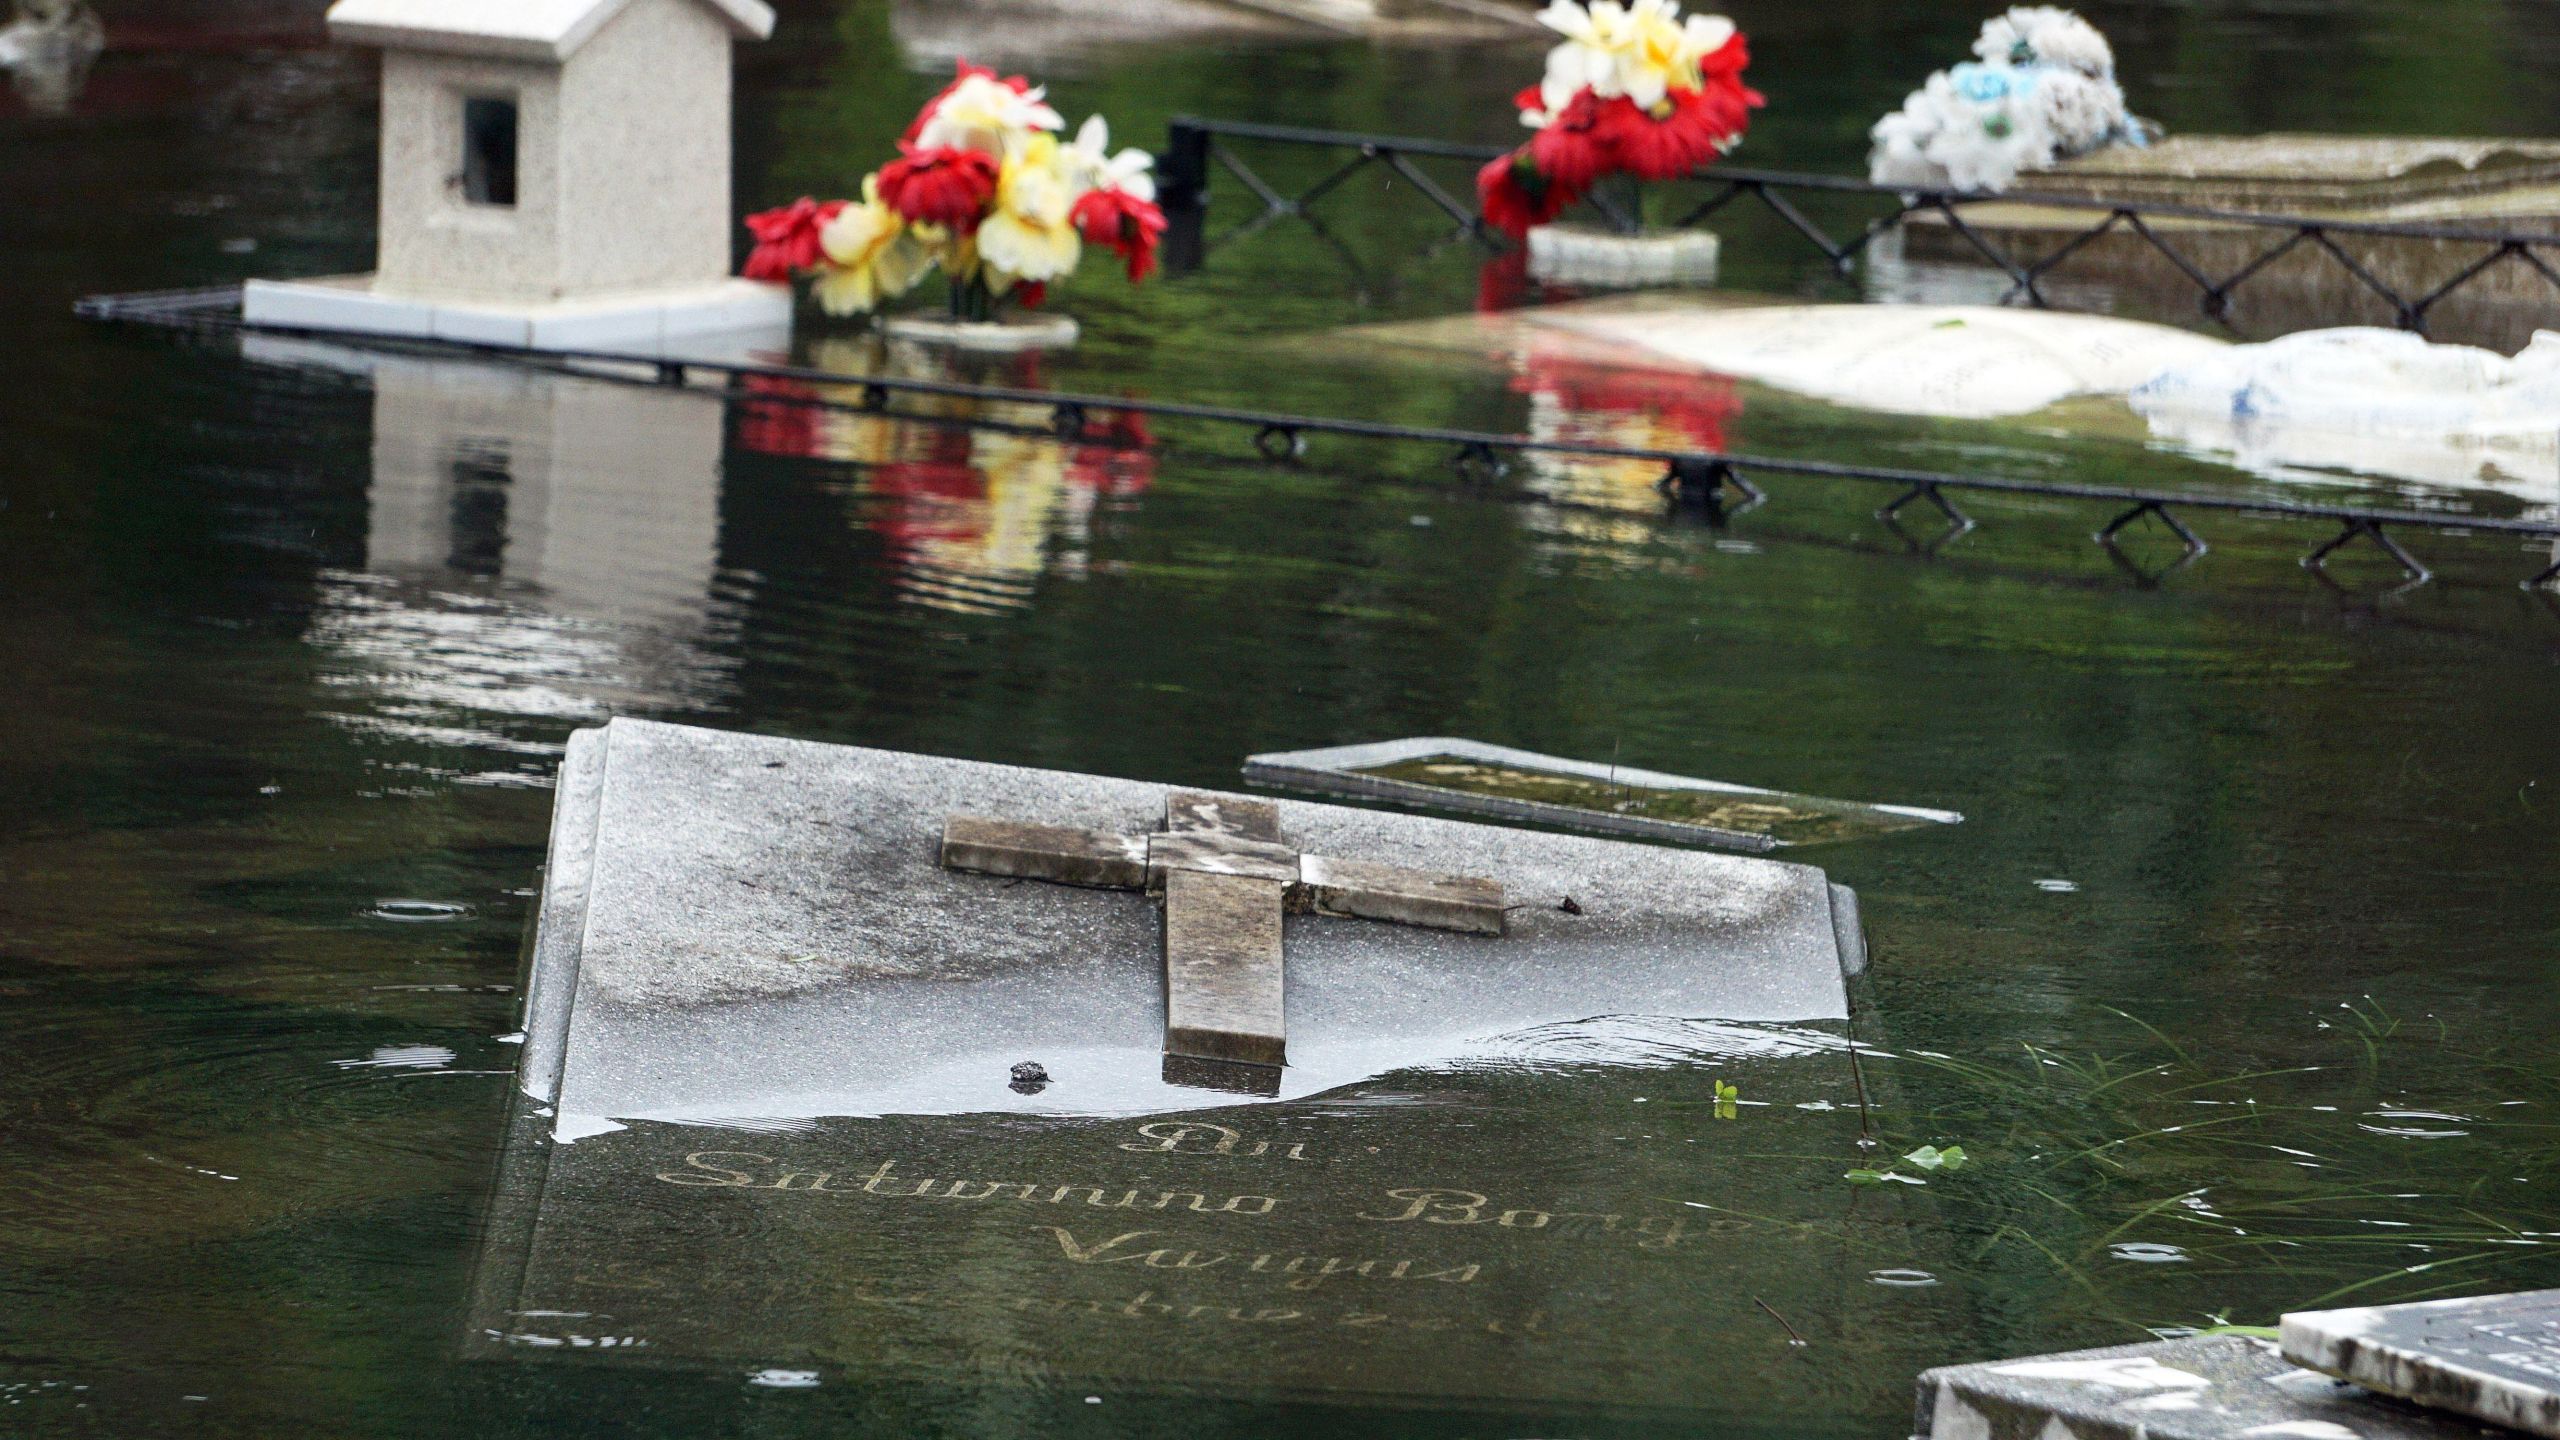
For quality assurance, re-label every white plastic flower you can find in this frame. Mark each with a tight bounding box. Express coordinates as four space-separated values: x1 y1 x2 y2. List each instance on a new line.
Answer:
1532 0 1737 115
913 73 1064 157
1062 115 1157 204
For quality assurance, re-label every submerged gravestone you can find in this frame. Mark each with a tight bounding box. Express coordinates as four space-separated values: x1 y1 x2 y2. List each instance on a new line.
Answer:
1917 1336 2494 1440
2283 1290 2560 1438
1900 134 2560 350
470 718 1908 1412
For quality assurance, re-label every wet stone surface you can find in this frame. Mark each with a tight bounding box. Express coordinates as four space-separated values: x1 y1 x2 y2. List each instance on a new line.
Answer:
1917 1336 2496 1440
532 717 1860 1122
471 718 1891 1409
2283 1290 2560 1439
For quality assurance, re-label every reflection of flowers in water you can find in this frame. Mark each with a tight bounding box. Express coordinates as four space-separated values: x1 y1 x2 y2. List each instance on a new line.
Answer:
1509 333 1741 541
737 340 1154 613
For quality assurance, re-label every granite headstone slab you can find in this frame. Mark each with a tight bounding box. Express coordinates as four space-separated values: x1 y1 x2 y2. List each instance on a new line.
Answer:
1918 1336 2499 1440
521 718 1864 1131
2284 1290 2560 1439
469 719 1903 1413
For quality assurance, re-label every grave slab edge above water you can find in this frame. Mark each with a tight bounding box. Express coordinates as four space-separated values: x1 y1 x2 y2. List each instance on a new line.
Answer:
1917 1336 2504 1440
516 718 1865 1130
2281 1290 2560 1440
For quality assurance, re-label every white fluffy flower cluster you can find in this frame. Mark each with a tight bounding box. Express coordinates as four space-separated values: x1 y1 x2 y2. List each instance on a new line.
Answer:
1867 6 2151 193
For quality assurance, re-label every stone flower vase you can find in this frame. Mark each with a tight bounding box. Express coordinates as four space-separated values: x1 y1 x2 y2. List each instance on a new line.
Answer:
1527 223 1722 288
880 276 1080 353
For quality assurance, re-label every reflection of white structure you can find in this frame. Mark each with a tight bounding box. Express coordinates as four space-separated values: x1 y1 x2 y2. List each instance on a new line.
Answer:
250 338 738 778
0 0 103 115
245 0 788 351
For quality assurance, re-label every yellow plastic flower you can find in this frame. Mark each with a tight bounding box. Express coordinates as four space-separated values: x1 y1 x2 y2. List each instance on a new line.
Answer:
973 134 1083 288
812 176 938 315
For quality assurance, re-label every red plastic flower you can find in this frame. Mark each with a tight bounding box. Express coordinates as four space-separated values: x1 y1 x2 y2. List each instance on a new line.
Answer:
1701 30 1753 83
741 196 845 280
1591 92 1725 182
876 144 999 231
1527 88 1614 193
902 59 1037 144
1070 187 1168 282
1476 150 1576 239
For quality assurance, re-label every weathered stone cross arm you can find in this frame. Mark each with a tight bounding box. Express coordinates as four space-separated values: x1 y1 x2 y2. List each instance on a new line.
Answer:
938 793 1504 1072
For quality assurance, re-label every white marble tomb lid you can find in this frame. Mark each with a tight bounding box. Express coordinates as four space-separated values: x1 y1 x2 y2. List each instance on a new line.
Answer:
327 0 775 64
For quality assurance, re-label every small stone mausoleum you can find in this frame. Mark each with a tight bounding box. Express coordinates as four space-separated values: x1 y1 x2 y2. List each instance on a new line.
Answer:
244 0 789 351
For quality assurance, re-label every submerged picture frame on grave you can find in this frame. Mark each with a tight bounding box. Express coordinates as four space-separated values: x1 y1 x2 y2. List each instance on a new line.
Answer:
1242 736 1961 853
466 719 1912 1416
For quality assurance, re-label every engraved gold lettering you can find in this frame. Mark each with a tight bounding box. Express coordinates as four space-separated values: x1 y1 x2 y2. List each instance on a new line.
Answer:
1117 1122 1310 1160
655 1151 768 1186
1636 1214 1688 1250
1360 1187 1489 1224
1498 1208 1551 1229
764 1171 832 1191
1121 1122 1240 1155
854 1160 940 1197
1285 1258 1379 1291
1219 1195 1277 1214
1037 1226 1159 1264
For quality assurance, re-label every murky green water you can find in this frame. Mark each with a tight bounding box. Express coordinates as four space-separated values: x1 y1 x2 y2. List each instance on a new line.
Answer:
5 1 2560 1434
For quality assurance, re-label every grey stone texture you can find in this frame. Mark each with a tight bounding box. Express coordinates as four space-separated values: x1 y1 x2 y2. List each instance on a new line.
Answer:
524 719 1861 1128
318 0 770 305
1917 1337 2502 1440
2284 1291 2560 1439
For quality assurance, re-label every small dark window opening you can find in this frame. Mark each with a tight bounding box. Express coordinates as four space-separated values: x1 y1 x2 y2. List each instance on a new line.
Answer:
461 97 518 207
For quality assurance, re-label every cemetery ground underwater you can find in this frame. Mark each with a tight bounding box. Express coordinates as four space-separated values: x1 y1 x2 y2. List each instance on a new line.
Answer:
6 0 2560 1434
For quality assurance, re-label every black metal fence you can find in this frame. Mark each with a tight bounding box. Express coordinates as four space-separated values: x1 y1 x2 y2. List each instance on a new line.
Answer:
1159 116 2560 339
76 285 2560 592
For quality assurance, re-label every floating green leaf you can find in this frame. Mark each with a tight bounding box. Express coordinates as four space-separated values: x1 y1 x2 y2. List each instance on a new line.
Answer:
1846 1169 1925 1186
1714 1080 1741 1120
1905 1144 1970 1172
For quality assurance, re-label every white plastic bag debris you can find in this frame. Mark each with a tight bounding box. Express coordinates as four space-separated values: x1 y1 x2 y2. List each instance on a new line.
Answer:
2130 327 2560 494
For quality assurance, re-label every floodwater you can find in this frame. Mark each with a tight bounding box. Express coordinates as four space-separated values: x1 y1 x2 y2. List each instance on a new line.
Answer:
4 0 2559 1435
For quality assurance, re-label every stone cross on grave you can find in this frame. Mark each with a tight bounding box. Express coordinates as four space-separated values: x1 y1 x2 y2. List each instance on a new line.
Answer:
940 794 1505 1079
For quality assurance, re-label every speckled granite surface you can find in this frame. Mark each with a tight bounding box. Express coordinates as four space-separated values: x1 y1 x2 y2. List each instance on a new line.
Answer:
523 718 1861 1132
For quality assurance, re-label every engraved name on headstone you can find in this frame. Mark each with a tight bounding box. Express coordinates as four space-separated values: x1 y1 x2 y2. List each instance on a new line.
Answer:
476 719 1888 1413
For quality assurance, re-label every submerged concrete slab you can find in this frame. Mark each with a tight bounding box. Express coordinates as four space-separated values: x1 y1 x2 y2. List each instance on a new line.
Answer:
1918 1337 2493 1440
2283 1290 2560 1439
523 719 1860 1133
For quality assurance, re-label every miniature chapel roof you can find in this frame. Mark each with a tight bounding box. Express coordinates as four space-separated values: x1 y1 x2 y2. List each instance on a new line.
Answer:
327 0 775 64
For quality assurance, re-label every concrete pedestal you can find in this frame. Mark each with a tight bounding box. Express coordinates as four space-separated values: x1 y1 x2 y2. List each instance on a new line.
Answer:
241 273 792 353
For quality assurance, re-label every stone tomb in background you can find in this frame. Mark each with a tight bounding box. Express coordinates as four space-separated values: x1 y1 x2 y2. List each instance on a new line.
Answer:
465 719 1926 1414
